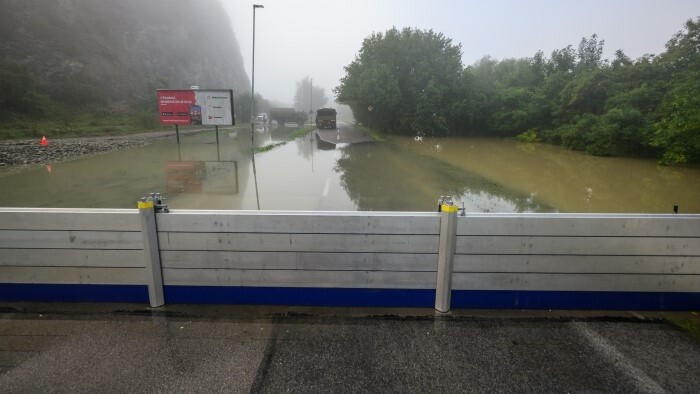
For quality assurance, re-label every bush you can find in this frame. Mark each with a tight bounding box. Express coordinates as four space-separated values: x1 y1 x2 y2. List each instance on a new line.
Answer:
538 129 562 145
514 128 541 143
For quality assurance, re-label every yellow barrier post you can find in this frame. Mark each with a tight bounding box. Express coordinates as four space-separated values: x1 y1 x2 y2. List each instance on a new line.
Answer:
138 195 164 307
435 196 458 313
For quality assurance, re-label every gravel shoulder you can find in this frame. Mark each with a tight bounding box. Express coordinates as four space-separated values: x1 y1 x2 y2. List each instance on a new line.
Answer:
0 132 177 168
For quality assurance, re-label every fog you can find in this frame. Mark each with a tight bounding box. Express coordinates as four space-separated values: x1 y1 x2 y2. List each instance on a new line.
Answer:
220 0 699 105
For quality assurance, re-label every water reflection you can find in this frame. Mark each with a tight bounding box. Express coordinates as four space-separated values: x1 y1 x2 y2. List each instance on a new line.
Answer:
0 129 258 209
165 160 238 194
268 125 298 142
1 128 698 213
252 130 356 211
251 143 261 210
316 139 338 151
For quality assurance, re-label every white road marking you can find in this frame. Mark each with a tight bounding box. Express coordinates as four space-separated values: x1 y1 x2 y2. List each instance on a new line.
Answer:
630 311 645 320
571 322 666 393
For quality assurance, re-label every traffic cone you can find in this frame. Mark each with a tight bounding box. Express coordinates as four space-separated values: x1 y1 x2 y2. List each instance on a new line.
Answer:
40 136 48 146
46 164 52 173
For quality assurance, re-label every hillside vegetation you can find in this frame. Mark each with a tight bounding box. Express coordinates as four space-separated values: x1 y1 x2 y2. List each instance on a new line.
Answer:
0 0 250 138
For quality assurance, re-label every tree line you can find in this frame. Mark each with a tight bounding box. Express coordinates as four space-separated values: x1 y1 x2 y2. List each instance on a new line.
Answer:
0 62 278 135
0 63 328 135
335 18 700 164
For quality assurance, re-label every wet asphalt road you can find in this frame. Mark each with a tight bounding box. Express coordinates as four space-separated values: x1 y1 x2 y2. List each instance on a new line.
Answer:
1 304 699 393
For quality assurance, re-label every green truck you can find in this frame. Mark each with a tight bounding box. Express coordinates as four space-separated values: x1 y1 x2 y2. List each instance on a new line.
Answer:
315 108 337 129
269 108 307 127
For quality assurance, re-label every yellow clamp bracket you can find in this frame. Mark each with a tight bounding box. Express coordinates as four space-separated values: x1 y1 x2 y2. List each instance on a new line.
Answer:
441 204 458 213
137 200 154 209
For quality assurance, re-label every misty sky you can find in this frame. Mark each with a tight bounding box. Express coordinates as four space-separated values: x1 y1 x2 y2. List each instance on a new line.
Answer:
220 0 699 105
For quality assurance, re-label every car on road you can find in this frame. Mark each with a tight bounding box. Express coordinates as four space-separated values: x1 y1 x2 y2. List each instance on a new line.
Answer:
255 114 267 124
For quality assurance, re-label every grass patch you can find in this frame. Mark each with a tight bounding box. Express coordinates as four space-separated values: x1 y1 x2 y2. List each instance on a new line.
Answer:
668 316 700 342
0 113 169 139
0 113 252 140
355 124 385 141
254 141 286 153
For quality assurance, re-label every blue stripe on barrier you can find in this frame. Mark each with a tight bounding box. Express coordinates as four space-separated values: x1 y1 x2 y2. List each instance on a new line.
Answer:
451 290 700 311
164 286 436 308
0 283 148 303
1 284 698 310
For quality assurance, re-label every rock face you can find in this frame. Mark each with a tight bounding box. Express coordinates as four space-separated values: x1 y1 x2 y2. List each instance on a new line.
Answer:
0 0 250 107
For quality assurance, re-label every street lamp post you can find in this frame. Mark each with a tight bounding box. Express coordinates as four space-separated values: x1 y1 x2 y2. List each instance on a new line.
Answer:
251 4 263 211
251 4 264 147
309 77 313 126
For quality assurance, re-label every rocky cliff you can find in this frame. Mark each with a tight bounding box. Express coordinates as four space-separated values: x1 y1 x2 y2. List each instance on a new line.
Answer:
0 0 249 109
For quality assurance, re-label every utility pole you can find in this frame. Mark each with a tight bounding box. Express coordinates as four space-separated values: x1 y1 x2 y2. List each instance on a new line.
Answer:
251 4 264 147
310 77 313 125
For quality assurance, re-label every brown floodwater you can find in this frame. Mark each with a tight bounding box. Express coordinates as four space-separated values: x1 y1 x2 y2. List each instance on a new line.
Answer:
0 125 698 213
391 136 700 213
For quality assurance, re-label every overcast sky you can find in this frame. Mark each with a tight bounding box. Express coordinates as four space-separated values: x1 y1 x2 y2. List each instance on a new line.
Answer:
219 0 699 105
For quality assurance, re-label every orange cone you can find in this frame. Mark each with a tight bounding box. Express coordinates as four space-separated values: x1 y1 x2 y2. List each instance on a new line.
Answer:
40 136 48 146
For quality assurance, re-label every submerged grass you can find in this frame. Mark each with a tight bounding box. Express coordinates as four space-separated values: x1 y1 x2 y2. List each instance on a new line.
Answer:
288 126 315 140
254 142 286 153
254 125 314 154
355 124 385 142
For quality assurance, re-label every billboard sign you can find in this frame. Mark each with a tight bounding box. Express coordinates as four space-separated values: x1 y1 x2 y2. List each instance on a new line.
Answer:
157 89 234 126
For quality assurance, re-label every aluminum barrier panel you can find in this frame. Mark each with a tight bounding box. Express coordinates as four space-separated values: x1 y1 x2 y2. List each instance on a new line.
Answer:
155 211 440 307
451 214 700 310
0 208 148 302
0 208 698 310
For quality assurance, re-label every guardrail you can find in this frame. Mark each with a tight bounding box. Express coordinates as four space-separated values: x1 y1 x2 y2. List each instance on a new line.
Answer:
1 206 698 310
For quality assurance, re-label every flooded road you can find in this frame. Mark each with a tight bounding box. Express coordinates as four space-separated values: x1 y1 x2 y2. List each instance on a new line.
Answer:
0 123 698 213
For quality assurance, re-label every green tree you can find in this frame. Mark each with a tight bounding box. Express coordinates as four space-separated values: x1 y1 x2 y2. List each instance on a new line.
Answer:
590 107 653 156
293 77 328 112
556 68 611 121
335 27 464 136
333 20 700 164
577 34 606 70
652 18 700 163
653 76 700 163
459 57 499 133
485 57 550 135
236 92 272 123
0 62 48 119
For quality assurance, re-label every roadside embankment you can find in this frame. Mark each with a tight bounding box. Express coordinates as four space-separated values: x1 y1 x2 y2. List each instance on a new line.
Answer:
0 126 229 169
0 135 160 167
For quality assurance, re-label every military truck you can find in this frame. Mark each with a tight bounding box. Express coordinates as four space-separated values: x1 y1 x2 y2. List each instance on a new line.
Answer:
315 108 337 129
269 108 307 127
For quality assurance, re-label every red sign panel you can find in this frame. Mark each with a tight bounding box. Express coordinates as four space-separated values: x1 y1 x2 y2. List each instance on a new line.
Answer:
158 90 196 125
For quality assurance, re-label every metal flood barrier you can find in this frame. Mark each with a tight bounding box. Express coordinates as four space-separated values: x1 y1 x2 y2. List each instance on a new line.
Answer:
0 204 698 311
